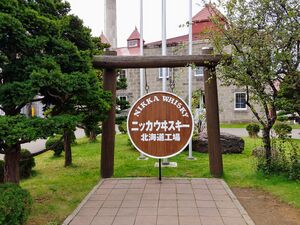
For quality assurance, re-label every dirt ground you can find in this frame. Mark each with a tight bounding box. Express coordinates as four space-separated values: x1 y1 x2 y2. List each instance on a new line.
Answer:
232 188 300 225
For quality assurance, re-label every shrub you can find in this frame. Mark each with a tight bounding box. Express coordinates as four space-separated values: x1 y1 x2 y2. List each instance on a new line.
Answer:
0 183 32 225
118 121 127 134
256 138 300 181
246 123 260 138
127 136 135 149
0 150 35 182
46 135 64 157
115 116 127 125
273 123 292 139
84 126 102 138
20 149 35 179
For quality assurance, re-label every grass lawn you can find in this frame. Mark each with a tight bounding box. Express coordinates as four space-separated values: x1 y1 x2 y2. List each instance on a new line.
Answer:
220 123 300 129
21 135 300 225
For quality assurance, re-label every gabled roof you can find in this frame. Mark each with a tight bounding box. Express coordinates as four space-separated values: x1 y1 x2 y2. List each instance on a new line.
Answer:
145 34 201 47
100 31 110 45
127 26 140 40
192 4 224 23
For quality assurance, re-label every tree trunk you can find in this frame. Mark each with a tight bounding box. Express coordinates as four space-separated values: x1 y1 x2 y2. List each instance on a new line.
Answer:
89 130 96 142
4 144 21 183
262 127 272 167
64 130 72 167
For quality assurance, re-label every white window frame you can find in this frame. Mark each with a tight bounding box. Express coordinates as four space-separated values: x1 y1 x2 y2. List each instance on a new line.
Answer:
128 40 138 47
158 68 170 79
118 69 127 80
119 96 128 102
234 92 247 111
194 66 204 77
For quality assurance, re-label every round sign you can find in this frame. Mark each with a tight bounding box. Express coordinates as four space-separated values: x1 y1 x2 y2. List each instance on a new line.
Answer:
127 91 194 159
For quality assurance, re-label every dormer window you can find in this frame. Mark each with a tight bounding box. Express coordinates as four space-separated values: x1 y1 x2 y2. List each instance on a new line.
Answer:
128 40 138 47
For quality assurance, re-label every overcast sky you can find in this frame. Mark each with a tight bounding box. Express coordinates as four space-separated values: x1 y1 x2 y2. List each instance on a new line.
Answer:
67 0 206 47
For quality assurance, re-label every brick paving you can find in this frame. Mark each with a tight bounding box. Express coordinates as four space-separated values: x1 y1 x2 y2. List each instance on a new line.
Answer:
63 178 255 225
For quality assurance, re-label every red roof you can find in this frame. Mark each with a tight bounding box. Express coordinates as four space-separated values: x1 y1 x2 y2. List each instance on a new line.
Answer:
192 4 223 22
100 31 110 45
117 5 224 54
145 34 203 47
127 26 140 40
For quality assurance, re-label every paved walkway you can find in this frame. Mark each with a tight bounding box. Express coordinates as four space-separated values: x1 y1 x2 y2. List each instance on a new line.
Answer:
63 178 255 225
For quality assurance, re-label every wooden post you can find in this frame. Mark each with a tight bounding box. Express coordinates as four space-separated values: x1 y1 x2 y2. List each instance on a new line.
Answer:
101 51 117 178
203 48 223 178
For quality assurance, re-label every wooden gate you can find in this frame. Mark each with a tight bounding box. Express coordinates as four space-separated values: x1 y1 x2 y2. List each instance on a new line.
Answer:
93 49 223 178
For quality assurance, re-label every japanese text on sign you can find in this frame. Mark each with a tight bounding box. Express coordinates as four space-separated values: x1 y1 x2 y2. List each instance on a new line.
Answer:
130 120 190 132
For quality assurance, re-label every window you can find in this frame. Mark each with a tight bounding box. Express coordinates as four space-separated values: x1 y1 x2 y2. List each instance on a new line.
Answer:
194 66 204 76
234 92 247 110
128 40 138 47
118 70 126 79
119 96 127 101
158 68 170 79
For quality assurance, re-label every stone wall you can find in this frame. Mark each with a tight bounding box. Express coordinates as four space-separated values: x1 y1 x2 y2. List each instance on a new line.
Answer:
117 40 256 123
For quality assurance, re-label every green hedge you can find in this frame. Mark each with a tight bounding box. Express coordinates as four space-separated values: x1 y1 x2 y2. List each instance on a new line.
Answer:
118 121 127 134
273 123 292 139
20 149 35 179
46 135 64 157
0 183 32 225
246 123 260 138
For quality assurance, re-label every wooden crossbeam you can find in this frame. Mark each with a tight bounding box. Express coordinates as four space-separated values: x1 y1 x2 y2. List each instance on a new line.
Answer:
93 55 222 69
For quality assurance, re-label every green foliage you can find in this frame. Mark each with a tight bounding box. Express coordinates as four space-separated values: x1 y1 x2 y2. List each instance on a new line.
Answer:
45 131 76 156
277 111 290 122
46 135 64 157
209 0 299 169
0 115 76 151
276 71 300 120
20 149 35 179
273 123 292 139
0 160 4 183
0 183 32 225
210 0 299 128
257 138 300 181
0 0 111 156
117 76 128 90
116 116 127 125
84 126 102 139
118 121 127 134
246 123 260 138
116 98 130 112
0 150 35 181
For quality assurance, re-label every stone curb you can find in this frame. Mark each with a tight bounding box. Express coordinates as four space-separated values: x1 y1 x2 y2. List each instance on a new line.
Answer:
221 180 256 225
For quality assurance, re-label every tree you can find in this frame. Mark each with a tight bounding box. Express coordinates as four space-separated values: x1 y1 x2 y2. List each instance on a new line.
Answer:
78 37 111 142
208 0 299 169
276 71 300 121
28 9 111 167
0 0 111 182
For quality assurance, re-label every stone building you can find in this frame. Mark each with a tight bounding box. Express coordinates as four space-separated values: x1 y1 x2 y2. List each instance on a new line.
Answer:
103 5 256 123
